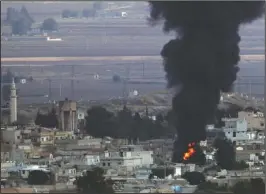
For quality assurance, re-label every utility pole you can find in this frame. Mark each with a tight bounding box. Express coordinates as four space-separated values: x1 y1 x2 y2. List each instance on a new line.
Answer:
249 79 252 97
122 64 130 106
142 61 145 78
71 65 75 100
59 83 62 97
48 78 52 102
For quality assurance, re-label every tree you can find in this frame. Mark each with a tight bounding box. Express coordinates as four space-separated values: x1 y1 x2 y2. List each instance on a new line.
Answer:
93 2 103 10
131 112 142 142
34 108 58 128
233 160 249 170
62 9 71 18
2 68 14 83
35 110 42 126
27 170 51 185
11 17 29 35
213 138 236 170
16 113 32 126
61 9 78 18
6 6 33 35
47 107 59 128
69 11 79 18
82 9 96 18
250 178 265 194
112 74 121 83
76 167 114 194
20 6 34 23
232 180 252 194
231 179 265 194
2 85 11 102
6 7 19 24
197 181 228 193
41 18 58 31
181 171 205 185
116 106 133 139
85 106 116 138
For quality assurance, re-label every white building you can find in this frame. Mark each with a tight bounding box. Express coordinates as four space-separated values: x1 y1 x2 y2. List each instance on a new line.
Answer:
69 154 100 166
57 167 76 178
222 117 249 145
100 145 153 171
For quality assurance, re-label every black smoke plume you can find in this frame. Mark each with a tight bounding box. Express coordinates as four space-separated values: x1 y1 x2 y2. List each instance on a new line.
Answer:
148 1 264 163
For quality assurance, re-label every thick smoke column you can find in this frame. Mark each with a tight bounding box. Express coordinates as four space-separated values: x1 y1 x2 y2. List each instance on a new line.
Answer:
149 1 264 162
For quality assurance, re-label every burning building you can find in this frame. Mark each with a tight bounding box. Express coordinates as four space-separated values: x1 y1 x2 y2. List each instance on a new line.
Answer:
148 1 265 163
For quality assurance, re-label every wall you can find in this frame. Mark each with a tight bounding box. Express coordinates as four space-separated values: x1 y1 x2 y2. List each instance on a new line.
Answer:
40 135 54 146
77 139 102 148
238 111 264 130
223 118 249 144
131 151 154 167
10 148 25 163
69 155 100 166
57 168 76 177
2 129 21 144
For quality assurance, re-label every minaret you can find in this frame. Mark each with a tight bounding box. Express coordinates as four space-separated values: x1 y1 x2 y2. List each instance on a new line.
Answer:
10 78 17 124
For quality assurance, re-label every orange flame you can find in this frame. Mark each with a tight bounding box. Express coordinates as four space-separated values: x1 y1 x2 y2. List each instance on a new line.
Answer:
183 142 196 161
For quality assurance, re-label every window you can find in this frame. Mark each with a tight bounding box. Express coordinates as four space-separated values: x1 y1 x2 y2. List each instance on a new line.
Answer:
102 162 106 166
233 132 236 137
17 136 20 139
118 162 122 165
108 163 111 166
260 122 264 127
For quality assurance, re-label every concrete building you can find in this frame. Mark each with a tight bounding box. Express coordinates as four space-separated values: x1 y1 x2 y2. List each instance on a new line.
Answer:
57 167 76 178
100 145 153 171
9 78 17 124
222 117 249 145
10 145 26 163
238 111 265 131
151 163 196 177
38 131 75 146
2 127 21 144
58 98 77 131
77 138 102 148
69 154 100 166
135 168 152 179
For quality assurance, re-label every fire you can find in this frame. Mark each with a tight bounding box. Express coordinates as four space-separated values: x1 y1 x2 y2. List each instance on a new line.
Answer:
183 142 196 161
